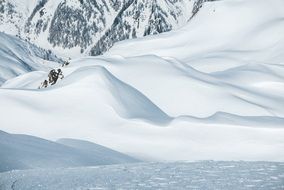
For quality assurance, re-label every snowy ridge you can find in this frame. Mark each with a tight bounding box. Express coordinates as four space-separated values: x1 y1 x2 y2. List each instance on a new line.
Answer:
53 65 171 124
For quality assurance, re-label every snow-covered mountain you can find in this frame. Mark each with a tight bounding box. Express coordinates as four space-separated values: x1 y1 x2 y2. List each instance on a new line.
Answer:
0 0 204 57
0 130 138 172
0 0 283 162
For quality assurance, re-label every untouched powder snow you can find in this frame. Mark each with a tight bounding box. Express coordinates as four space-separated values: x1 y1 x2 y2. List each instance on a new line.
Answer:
0 0 284 161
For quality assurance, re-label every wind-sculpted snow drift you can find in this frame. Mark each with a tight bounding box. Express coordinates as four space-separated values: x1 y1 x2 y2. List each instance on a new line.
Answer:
0 0 284 162
0 130 138 172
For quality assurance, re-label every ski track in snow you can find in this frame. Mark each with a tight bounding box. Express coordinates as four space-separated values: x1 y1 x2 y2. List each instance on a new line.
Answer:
0 161 283 190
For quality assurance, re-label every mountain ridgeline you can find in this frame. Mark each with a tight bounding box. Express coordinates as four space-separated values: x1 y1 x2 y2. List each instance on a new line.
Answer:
0 0 210 56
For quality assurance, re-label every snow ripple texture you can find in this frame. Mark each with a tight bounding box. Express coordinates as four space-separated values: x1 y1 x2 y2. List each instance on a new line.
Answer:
0 161 283 190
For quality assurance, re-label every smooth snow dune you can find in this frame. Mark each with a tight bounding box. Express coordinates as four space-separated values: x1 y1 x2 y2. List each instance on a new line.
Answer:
62 56 284 118
56 66 171 124
0 130 138 172
0 161 283 190
0 77 283 161
1 65 170 124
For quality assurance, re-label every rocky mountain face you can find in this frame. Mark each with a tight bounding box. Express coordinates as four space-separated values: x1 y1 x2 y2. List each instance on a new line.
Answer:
0 0 209 57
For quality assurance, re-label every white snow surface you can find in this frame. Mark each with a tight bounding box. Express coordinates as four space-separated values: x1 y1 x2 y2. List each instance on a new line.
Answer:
0 0 284 161
0 161 283 190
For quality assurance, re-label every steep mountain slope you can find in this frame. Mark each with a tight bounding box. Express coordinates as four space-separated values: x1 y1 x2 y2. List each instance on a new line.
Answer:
0 130 138 172
0 0 283 161
0 0 202 57
0 0 37 35
0 32 61 85
89 0 195 56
